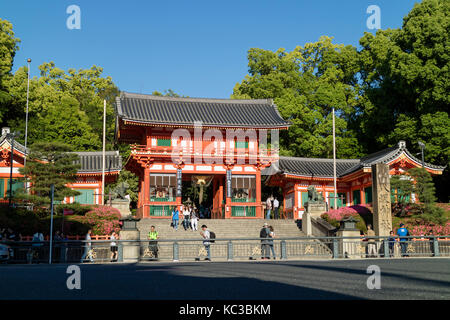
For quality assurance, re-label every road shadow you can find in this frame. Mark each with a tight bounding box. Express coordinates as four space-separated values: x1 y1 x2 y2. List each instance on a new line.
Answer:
0 262 363 300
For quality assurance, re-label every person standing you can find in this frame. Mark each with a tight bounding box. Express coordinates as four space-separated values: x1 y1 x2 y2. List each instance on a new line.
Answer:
80 229 94 263
191 207 199 231
110 231 118 262
147 226 159 259
268 226 277 259
32 230 44 263
365 225 377 258
396 223 410 257
182 206 191 231
427 230 435 257
273 198 280 219
260 222 270 259
171 207 179 231
200 225 211 261
388 231 396 257
266 197 272 220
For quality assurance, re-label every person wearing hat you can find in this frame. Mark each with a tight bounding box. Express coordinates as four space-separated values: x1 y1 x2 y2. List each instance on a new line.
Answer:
200 225 211 261
396 223 410 257
259 222 271 259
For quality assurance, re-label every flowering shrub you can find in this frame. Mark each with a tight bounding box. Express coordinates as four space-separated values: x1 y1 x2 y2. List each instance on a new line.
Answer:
321 205 372 232
84 206 121 235
396 223 450 236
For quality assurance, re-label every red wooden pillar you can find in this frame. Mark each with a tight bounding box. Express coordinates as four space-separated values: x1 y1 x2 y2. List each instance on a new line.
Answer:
255 167 262 218
219 176 224 214
212 175 218 211
144 167 150 218
294 184 300 219
225 166 232 219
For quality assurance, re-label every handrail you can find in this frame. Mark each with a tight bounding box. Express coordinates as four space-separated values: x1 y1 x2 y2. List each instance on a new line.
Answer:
3 235 449 244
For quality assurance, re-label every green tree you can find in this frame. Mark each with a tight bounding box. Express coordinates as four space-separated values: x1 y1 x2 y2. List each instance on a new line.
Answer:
17 142 81 208
233 36 363 159
0 18 20 123
4 62 119 151
358 0 449 200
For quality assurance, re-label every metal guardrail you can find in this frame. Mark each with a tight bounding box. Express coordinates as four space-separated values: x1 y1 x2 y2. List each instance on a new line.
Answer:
1 235 449 264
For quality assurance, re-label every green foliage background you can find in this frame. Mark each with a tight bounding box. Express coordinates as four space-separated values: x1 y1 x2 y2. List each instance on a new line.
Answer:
0 0 448 202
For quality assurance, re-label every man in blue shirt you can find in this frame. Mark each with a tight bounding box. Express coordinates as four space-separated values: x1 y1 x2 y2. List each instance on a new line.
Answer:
171 207 179 231
396 223 410 257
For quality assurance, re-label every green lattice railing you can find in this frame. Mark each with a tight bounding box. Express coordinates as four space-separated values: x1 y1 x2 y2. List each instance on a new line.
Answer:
231 206 256 217
149 205 174 217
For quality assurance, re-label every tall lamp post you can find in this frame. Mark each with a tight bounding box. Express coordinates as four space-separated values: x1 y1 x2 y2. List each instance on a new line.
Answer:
418 141 425 168
24 58 31 168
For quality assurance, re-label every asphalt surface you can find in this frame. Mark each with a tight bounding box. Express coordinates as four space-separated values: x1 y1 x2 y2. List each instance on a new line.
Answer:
0 258 449 300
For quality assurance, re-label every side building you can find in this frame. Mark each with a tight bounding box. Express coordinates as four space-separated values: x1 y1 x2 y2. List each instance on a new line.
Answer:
266 141 445 219
0 128 122 205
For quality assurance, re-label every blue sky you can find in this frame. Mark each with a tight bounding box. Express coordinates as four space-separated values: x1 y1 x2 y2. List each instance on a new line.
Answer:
1 0 419 98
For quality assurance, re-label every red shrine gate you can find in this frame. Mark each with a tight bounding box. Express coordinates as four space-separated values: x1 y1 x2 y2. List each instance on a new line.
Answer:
115 92 290 219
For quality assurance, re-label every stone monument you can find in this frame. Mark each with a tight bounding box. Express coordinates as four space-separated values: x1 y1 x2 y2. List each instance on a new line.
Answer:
336 217 362 259
371 163 392 236
119 215 141 263
111 182 132 218
304 186 327 218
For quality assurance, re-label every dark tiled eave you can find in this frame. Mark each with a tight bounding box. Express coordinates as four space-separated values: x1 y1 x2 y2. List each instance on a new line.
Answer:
73 151 122 174
116 92 290 129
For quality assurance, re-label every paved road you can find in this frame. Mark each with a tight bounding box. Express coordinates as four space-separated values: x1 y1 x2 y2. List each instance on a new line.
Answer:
1 258 449 300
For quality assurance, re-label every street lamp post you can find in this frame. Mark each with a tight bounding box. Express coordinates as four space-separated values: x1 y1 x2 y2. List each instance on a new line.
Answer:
24 58 31 168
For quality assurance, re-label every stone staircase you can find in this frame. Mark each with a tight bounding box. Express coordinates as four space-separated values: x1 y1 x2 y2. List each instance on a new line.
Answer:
135 219 333 261
137 219 304 240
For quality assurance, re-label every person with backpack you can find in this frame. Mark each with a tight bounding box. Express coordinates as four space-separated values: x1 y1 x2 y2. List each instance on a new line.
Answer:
260 222 270 259
200 225 213 261
397 223 410 257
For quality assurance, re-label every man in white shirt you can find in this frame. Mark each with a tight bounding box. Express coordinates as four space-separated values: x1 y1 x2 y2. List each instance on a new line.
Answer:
80 229 94 263
200 225 211 261
273 197 280 219
266 197 272 220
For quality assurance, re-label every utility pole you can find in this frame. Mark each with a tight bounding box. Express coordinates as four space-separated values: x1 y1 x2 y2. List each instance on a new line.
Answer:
332 107 337 210
102 99 106 205
24 58 31 168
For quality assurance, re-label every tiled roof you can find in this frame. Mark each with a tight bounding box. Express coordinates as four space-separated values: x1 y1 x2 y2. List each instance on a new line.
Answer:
277 141 445 178
74 151 122 174
116 91 290 129
278 156 360 178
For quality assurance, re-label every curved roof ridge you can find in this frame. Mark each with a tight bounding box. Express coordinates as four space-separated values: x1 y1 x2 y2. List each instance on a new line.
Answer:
279 156 360 163
121 91 273 105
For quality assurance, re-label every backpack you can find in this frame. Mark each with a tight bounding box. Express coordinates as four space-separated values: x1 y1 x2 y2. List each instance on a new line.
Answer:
260 228 268 238
209 231 216 243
